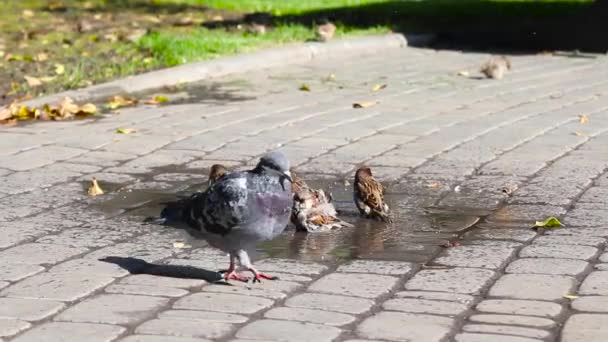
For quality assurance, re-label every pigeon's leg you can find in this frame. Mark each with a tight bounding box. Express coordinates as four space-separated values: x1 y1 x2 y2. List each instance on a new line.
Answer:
237 250 278 283
222 253 249 282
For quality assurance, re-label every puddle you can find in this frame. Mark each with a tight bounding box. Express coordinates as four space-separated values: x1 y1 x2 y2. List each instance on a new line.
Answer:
90 173 484 266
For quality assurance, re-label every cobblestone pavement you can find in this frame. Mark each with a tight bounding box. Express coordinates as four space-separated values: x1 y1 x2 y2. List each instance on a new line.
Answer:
1 46 608 342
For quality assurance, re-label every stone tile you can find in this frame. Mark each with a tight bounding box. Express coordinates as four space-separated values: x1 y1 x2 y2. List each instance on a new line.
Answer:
383 297 471 316
476 299 563 318
519 244 598 260
50 258 130 277
489 274 575 300
12 322 126 342
533 235 605 247
489 204 567 223
395 291 475 304
158 310 248 324
462 324 550 339
405 267 496 294
0 243 88 265
285 293 374 314
264 307 355 326
0 298 65 321
469 314 556 328
135 318 234 340
1 272 115 302
56 294 169 325
562 314 608 342
119 274 207 289
0 282 7 290
0 319 31 338
119 335 208 342
356 311 454 341
0 264 44 282
0 145 86 171
463 228 537 243
336 260 413 276
572 296 608 312
174 293 274 315
506 258 589 276
254 259 328 275
105 284 189 298
580 271 608 295
307 273 398 298
433 244 516 269
455 333 543 342
236 319 342 341
202 279 302 300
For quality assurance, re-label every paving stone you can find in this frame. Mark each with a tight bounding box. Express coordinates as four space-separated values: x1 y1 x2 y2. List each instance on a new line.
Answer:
519 244 598 260
119 335 208 342
50 258 130 277
158 310 248 324
254 259 328 275
382 297 471 316
0 145 86 171
455 333 544 342
433 244 516 269
264 307 355 326
506 258 589 276
236 319 342 341
562 314 608 342
572 296 608 312
463 228 537 243
120 274 207 289
336 260 413 276
135 318 234 340
105 284 189 298
404 267 497 294
395 291 475 304
285 293 374 314
0 282 7 291
356 311 454 341
0 264 44 282
1 272 115 302
36 227 129 248
600 253 608 263
0 298 65 321
56 294 169 325
469 314 556 328
489 273 575 301
564 207 608 227
11 322 126 342
489 204 567 223
0 319 31 337
580 271 608 295
463 324 550 339
476 299 563 318
202 279 302 300
307 273 398 298
533 235 605 247
0 243 88 265
174 293 274 315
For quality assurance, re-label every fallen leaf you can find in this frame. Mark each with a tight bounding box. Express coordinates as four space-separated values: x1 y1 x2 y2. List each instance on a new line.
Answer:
574 131 585 137
563 294 578 300
533 217 564 229
36 52 48 62
144 95 169 105
173 242 186 249
39 76 56 83
428 181 441 189
54 63 65 75
353 101 377 108
106 95 138 110
127 28 147 42
0 118 18 126
79 103 97 114
371 84 387 92
579 114 589 124
22 9 34 18
116 128 136 134
457 70 470 77
325 73 336 81
24 75 42 87
299 84 311 91
42 97 97 120
87 177 104 196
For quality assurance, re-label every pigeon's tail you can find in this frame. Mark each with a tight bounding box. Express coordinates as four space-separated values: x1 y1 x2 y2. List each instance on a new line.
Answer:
160 194 204 228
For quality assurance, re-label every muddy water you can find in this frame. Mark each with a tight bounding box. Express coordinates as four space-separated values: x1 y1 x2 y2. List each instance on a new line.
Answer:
91 175 482 265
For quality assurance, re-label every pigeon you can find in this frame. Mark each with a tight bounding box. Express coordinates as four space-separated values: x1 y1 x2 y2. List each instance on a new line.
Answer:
208 164 228 187
290 169 352 232
315 19 336 42
160 151 293 283
353 166 392 222
480 55 511 80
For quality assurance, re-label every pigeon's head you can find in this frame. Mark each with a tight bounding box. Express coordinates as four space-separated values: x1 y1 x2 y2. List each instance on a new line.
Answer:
256 151 292 182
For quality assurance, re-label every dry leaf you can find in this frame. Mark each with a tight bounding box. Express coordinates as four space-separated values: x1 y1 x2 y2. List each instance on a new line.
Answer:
144 95 169 105
371 84 387 92
116 128 136 134
299 84 311 91
353 101 377 108
428 181 441 189
36 52 48 62
579 114 589 124
24 75 42 87
563 294 578 300
88 178 104 196
42 97 97 120
173 242 186 249
106 95 138 110
574 131 585 137
457 70 470 77
54 63 65 75
22 9 35 18
127 29 147 42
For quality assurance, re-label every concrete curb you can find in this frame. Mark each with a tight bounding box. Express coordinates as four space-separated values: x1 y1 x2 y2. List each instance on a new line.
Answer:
22 33 431 108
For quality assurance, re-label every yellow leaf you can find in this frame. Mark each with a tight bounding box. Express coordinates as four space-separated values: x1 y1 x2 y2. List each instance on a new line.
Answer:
457 70 470 77
22 9 34 18
36 52 48 62
173 242 186 249
116 128 136 134
24 75 42 87
79 103 97 114
39 76 56 83
371 84 387 92
563 294 578 300
574 131 585 137
144 95 169 105
54 63 65 75
299 84 311 91
353 101 377 109
106 95 137 110
579 114 589 124
87 178 104 196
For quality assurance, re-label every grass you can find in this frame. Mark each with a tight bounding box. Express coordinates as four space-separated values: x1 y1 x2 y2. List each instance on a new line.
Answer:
0 0 595 108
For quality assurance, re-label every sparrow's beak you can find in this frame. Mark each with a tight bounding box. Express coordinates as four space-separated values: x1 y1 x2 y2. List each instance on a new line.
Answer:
283 170 293 183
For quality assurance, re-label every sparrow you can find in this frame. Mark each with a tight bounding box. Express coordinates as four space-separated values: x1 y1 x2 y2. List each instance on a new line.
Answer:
354 166 392 222
208 164 228 187
316 20 336 42
480 55 511 80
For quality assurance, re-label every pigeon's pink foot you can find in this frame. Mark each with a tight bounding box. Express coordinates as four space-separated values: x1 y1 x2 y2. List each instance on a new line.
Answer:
223 270 249 282
249 268 279 283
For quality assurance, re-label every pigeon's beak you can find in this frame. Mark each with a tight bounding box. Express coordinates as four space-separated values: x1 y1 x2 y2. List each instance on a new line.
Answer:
283 170 293 183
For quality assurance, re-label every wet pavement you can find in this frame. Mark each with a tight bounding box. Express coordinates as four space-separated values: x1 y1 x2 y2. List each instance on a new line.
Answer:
1 45 608 341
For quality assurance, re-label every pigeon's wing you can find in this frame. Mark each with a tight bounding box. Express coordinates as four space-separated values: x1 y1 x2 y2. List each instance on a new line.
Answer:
198 174 251 236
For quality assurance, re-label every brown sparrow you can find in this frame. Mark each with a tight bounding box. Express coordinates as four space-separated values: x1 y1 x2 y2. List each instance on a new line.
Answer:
316 21 336 42
208 164 227 187
354 166 392 222
480 55 511 80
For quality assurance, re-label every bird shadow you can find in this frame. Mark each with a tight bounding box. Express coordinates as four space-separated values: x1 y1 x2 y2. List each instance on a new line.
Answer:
99 256 226 284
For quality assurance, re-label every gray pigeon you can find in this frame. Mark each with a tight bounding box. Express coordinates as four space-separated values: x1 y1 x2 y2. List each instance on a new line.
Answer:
161 151 293 283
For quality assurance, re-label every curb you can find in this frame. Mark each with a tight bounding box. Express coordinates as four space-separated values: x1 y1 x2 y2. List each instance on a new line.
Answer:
22 33 431 108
